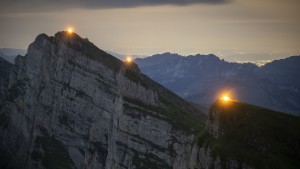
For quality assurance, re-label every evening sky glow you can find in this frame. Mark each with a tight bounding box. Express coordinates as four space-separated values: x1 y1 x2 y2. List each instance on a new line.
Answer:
0 0 299 61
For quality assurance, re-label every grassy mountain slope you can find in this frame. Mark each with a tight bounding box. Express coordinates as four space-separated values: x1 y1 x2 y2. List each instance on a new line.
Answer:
196 100 300 169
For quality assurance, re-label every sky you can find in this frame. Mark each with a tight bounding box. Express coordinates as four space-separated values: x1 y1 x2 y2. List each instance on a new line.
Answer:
0 0 300 62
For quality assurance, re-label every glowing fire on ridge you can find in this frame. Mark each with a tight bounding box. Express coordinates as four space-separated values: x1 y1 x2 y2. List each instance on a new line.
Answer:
219 91 233 102
67 27 73 34
126 56 132 63
222 95 230 101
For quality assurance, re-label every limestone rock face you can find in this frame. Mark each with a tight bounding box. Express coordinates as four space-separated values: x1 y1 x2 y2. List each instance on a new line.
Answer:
0 32 207 169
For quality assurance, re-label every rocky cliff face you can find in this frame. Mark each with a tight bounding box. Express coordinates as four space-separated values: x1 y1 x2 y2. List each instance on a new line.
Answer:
0 32 209 169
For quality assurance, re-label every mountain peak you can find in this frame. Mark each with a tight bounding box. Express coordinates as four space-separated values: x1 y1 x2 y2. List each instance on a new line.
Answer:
32 31 129 72
35 31 88 44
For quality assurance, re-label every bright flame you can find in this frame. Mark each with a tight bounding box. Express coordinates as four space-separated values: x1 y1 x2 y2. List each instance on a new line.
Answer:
67 27 73 34
222 95 230 101
126 57 132 63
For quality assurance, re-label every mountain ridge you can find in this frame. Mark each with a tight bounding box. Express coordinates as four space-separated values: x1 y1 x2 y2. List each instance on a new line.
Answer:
0 48 27 63
135 53 300 115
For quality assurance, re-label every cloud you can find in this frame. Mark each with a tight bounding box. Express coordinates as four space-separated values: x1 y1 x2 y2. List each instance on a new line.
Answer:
0 0 228 13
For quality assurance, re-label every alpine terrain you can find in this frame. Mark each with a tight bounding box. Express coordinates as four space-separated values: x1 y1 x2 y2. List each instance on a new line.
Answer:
0 32 299 169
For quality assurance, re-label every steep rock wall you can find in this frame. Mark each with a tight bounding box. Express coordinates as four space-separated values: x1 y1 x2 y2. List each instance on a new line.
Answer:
0 32 206 169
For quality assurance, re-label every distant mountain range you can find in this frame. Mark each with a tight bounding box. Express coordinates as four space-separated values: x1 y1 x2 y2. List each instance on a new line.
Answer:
0 48 26 63
135 53 300 115
106 51 146 61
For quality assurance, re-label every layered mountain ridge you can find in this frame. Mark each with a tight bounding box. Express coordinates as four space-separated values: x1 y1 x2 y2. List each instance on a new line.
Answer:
135 53 300 115
0 48 27 64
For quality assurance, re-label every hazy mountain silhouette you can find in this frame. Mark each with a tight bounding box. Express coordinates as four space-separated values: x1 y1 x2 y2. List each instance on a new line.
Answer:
0 48 26 63
135 53 300 115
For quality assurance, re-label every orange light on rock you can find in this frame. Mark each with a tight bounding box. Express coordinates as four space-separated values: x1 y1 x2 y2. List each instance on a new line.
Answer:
67 27 73 34
126 56 132 63
222 95 230 101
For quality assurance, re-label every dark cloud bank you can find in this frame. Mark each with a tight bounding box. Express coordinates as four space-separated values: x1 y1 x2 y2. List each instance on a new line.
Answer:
0 0 228 13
